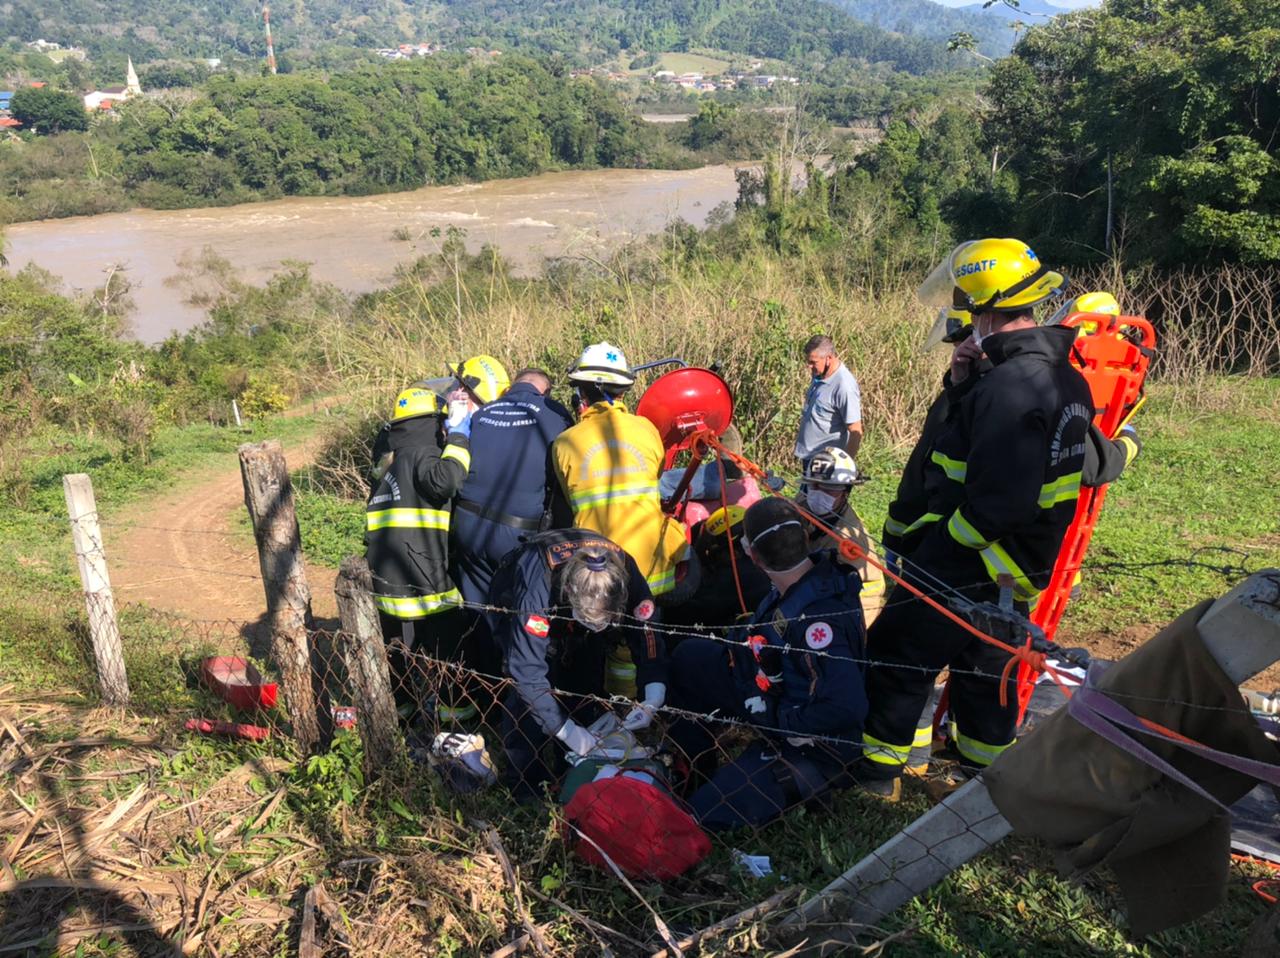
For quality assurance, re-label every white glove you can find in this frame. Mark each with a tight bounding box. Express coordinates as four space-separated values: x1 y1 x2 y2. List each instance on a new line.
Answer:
555 718 597 757
445 399 472 430
622 682 666 731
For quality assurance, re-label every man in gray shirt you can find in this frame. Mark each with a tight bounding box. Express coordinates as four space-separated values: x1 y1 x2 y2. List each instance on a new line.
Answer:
794 334 863 467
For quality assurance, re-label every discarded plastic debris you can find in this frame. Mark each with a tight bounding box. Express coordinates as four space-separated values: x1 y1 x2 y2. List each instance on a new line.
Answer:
184 717 271 742
732 849 774 879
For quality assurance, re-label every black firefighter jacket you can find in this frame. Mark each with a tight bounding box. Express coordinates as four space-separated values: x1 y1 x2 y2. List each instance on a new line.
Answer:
893 326 1095 603
365 416 471 619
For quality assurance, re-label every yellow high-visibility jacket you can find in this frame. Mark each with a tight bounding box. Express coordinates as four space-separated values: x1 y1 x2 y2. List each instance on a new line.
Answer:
551 401 687 595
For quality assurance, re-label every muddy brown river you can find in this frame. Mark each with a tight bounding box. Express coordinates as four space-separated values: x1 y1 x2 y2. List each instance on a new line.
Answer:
5 164 744 342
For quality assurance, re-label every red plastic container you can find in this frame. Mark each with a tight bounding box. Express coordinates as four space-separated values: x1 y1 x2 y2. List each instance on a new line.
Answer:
637 367 734 462
200 656 279 712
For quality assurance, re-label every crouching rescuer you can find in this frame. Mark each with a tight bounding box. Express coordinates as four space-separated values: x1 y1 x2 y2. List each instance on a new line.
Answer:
857 237 1094 791
667 498 868 831
486 529 668 801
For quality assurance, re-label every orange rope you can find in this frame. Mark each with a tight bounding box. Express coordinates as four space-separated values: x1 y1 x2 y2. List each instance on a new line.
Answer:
694 429 1079 702
713 442 749 617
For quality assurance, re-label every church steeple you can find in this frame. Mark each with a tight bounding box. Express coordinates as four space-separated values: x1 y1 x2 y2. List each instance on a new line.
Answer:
126 57 141 96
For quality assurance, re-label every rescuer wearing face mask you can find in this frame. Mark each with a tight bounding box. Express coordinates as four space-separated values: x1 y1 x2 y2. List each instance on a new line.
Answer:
855 238 1094 797
485 529 667 801
797 447 886 628
665 497 868 831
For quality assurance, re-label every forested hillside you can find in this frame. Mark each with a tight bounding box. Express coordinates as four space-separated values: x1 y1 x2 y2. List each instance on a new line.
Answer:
3 0 970 74
828 0 1016 59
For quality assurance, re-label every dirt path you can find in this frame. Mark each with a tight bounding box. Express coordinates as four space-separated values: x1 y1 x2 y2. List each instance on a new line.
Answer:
110 434 339 628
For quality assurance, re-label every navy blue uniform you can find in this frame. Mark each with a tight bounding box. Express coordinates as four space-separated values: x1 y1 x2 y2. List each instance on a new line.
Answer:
451 383 573 608
668 555 867 831
487 529 667 799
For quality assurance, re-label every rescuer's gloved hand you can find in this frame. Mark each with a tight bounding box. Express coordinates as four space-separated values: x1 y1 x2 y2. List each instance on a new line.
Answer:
555 718 597 757
1118 424 1142 464
622 682 666 731
446 399 473 438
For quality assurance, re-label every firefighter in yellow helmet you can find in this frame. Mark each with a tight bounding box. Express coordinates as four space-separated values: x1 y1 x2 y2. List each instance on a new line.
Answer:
550 342 692 601
856 238 1094 796
365 384 473 724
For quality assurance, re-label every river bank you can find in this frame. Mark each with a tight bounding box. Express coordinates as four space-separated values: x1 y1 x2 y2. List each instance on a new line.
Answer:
5 163 746 342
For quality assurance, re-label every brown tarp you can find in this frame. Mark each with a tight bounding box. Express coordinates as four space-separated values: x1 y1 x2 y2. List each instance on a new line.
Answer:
985 599 1280 936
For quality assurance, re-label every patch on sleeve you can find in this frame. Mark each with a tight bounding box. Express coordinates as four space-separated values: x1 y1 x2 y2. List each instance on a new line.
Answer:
524 615 551 637
804 621 833 650
633 598 655 621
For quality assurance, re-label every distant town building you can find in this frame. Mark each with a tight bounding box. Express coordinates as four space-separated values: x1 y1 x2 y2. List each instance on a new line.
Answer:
374 42 441 60
0 91 12 112
83 58 143 112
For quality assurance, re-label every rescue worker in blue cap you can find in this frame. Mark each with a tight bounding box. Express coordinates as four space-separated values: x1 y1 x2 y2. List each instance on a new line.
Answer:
666 497 868 831
486 529 668 801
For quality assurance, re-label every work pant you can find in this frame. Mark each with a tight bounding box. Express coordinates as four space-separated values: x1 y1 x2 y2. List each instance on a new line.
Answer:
451 508 526 679
667 638 848 831
499 640 608 802
859 579 1019 779
379 607 469 727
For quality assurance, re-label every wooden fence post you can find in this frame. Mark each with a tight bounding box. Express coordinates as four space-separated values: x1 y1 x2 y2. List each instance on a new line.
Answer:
238 440 328 755
335 556 404 772
63 473 130 706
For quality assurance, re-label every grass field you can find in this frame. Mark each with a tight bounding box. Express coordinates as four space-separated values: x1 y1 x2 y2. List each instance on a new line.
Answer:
3 343 1279 953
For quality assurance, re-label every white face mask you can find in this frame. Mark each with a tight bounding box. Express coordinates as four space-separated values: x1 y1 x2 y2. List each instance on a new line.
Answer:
572 608 610 633
806 489 838 516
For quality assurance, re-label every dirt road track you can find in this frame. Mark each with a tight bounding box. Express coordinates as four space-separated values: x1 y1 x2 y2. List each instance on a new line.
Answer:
109 436 339 629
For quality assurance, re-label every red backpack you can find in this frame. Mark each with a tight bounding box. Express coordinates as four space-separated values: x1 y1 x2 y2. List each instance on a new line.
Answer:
564 774 711 881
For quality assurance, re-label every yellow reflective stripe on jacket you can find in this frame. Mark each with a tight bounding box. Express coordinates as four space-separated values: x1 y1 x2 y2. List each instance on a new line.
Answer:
977 542 1040 602
570 482 660 510
375 588 462 618
1119 435 1140 467
862 733 911 767
1037 471 1082 508
646 565 677 596
888 512 944 539
946 510 993 549
366 507 451 532
930 451 967 482
442 443 471 472
949 721 1015 767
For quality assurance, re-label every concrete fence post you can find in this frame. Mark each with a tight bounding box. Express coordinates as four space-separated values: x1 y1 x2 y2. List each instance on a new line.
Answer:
63 473 130 706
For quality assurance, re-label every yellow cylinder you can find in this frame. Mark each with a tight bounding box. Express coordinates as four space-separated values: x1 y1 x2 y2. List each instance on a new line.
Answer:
605 644 637 698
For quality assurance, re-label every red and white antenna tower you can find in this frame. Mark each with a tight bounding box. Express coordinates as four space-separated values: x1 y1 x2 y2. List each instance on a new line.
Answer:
263 4 278 75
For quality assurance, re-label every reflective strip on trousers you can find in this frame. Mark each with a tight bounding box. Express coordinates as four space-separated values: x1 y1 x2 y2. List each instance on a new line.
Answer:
375 589 463 618
913 724 933 748
861 576 886 597
946 509 993 549
950 720 1015 767
862 733 911 767
442 444 471 472
930 451 967 482
1037 471 1082 508
569 483 660 510
885 511 943 538
366 507 451 532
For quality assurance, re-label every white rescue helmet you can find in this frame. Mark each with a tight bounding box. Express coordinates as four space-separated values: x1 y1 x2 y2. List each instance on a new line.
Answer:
567 341 635 388
804 447 859 487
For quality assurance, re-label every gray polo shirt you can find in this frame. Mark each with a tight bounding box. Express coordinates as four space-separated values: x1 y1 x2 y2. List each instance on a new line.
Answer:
794 362 862 461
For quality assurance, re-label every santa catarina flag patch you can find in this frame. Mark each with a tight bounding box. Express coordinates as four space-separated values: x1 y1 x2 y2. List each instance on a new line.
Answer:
524 615 551 637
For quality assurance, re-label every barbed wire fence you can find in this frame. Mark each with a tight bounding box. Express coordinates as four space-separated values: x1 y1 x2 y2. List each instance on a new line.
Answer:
26 450 1280 954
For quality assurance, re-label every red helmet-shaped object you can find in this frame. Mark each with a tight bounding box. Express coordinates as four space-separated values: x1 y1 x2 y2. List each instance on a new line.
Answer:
637 367 734 463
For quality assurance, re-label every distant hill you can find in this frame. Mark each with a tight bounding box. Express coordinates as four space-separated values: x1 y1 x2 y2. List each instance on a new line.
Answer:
827 0 1016 59
957 0 1067 21
7 0 970 76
